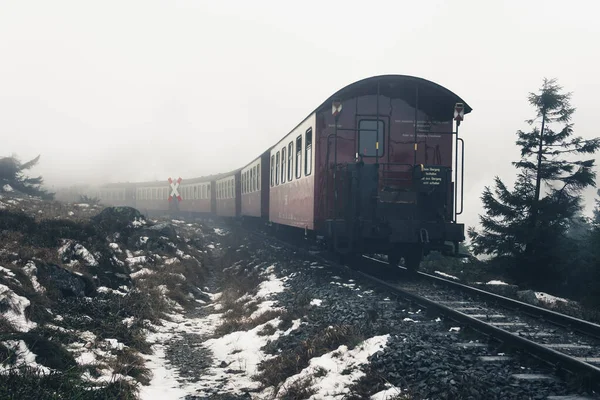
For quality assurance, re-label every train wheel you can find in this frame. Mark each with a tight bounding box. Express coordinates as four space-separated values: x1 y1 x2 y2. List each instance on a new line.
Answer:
388 253 401 267
404 247 423 272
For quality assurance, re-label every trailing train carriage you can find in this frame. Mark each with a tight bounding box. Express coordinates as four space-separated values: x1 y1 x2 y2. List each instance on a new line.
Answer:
87 74 470 270
241 151 270 219
268 75 471 268
215 170 241 218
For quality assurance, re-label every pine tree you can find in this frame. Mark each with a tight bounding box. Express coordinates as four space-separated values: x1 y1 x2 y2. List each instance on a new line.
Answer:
468 79 600 285
0 155 54 199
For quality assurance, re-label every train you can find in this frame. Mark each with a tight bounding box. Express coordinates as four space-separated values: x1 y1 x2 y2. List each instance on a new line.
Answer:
75 75 471 270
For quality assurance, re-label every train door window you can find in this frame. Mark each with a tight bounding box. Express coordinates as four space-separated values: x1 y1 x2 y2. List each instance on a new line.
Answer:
281 147 286 183
295 135 302 179
305 128 312 176
275 151 280 185
270 155 275 187
253 166 257 191
249 169 253 192
358 119 384 157
242 173 245 194
153 188 157 199
257 164 261 191
207 184 211 198
287 142 293 181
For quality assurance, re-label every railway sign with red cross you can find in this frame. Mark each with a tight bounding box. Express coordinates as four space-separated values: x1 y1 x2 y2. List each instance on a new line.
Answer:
454 103 465 122
332 100 343 118
168 177 182 202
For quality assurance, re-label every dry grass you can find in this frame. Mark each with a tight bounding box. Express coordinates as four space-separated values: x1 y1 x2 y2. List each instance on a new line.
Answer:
214 309 284 337
111 347 151 385
256 324 365 389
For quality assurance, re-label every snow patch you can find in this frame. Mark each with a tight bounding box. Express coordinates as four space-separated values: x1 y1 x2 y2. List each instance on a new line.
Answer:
535 291 569 305
434 270 459 280
273 334 390 399
2 184 13 192
486 280 509 286
0 284 37 332
310 299 323 306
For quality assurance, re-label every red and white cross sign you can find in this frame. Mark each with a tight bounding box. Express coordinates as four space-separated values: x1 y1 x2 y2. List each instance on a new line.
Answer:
168 177 182 202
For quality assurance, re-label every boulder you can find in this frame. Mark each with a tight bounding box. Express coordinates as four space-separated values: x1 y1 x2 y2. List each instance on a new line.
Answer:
517 290 540 306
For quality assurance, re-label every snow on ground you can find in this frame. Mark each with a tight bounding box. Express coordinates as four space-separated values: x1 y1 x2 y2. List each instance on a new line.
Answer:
140 270 298 399
268 334 390 399
2 184 14 192
214 228 228 236
434 270 459 280
0 340 50 374
0 266 16 277
0 284 37 332
23 261 46 293
486 280 509 286
125 255 147 266
130 268 155 279
370 385 403 400
535 291 569 305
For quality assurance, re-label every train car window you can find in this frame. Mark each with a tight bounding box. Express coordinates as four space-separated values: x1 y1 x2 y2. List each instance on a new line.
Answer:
257 164 261 191
276 151 280 185
305 128 313 176
242 173 245 194
296 135 302 179
281 147 287 184
287 142 293 181
358 119 384 157
270 155 275 187
254 167 257 191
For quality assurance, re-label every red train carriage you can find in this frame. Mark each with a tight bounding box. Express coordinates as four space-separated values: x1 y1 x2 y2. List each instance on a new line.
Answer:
215 170 241 218
241 151 270 219
176 178 213 214
268 75 471 269
269 115 315 229
134 181 171 214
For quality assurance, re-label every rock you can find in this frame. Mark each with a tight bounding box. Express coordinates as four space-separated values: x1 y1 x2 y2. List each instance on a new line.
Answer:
517 290 540 306
91 206 145 234
37 263 95 297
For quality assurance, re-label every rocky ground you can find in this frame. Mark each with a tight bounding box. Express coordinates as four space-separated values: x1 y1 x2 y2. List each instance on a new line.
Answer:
1 190 598 399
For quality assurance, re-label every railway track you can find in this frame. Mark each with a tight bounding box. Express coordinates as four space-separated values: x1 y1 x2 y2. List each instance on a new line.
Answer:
357 255 600 394
239 223 600 396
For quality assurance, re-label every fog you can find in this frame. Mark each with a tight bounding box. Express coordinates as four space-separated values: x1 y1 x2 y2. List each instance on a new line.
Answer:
1 0 599 232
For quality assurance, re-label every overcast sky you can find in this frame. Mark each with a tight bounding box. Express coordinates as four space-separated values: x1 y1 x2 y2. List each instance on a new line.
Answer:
1 0 599 231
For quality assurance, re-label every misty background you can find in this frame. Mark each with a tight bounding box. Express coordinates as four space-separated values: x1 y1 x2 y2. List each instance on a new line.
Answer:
1 0 598 234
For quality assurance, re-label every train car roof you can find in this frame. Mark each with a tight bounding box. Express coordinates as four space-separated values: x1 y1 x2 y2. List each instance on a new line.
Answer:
283 74 472 138
319 74 472 119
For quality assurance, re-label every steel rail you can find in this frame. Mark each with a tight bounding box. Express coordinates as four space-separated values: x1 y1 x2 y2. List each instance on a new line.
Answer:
358 271 600 390
362 255 600 340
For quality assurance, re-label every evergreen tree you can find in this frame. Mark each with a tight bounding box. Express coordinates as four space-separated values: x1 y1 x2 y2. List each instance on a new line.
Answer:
468 79 600 285
0 155 54 199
